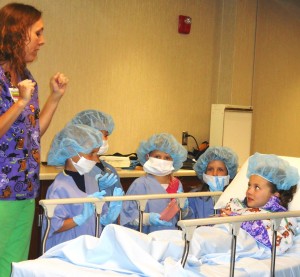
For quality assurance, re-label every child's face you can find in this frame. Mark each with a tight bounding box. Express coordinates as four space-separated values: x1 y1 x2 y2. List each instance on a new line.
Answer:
205 160 228 176
246 175 278 208
75 148 100 162
148 150 173 161
100 130 109 140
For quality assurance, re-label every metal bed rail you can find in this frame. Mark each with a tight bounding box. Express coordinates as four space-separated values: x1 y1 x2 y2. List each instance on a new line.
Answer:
39 191 222 254
177 210 300 277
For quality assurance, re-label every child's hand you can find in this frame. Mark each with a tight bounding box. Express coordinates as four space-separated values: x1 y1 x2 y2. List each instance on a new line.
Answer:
220 208 232 216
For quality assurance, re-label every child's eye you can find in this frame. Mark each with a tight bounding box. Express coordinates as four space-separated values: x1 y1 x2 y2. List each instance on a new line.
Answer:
255 185 260 190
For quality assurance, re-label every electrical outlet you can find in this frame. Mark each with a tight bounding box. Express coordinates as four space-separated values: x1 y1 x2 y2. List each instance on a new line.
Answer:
182 131 188 145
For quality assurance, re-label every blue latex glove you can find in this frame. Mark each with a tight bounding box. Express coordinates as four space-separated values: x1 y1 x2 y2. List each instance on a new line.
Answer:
100 187 124 225
73 191 106 226
73 202 94 226
149 212 172 227
177 188 189 210
95 172 118 190
89 190 107 199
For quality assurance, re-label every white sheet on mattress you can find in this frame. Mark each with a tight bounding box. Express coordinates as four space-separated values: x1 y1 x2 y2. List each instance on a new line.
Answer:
11 225 300 277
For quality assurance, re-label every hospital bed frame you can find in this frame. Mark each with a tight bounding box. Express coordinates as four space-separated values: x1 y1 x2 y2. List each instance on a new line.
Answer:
178 210 300 277
39 191 221 254
39 192 299 277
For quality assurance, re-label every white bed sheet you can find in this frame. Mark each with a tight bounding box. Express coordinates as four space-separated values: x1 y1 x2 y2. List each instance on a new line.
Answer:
12 224 300 277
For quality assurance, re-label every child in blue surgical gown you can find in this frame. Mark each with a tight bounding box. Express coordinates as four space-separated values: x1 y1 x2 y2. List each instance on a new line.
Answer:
42 124 123 251
67 109 123 197
188 146 238 218
120 133 188 233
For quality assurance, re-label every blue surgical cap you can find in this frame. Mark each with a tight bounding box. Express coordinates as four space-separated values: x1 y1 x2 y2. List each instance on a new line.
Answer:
246 153 299 191
193 146 238 179
47 124 103 166
137 133 187 171
68 109 115 135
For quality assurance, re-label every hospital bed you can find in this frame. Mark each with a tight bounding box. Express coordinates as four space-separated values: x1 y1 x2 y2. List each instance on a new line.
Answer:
12 156 300 276
11 193 300 277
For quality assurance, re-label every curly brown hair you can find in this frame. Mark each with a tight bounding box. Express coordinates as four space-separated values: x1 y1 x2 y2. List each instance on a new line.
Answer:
0 3 42 78
270 183 297 209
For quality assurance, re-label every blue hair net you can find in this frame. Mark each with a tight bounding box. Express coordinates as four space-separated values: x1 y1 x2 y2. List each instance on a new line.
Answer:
47 124 103 166
68 109 115 135
246 153 299 191
193 146 238 179
137 133 187 171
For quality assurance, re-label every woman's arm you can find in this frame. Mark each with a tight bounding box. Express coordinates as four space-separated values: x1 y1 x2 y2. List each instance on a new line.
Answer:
39 72 68 136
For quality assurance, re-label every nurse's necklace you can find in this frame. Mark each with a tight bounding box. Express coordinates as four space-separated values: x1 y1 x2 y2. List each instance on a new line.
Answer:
5 71 20 102
4 71 16 88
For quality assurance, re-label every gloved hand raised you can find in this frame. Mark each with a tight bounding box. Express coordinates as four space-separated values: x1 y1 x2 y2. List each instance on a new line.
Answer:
73 191 106 226
149 213 172 227
95 172 118 190
90 190 107 199
73 202 94 226
100 187 124 225
177 188 189 210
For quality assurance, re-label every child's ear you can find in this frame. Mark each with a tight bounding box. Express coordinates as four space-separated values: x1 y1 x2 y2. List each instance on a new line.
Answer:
274 192 280 198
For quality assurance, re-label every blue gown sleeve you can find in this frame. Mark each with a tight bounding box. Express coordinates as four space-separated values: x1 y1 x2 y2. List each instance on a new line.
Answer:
188 196 214 219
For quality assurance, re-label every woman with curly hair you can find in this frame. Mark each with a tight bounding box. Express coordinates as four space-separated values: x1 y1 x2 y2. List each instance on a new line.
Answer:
0 3 68 276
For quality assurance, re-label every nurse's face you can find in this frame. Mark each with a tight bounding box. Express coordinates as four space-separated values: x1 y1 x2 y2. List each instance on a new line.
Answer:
205 160 228 176
24 18 45 63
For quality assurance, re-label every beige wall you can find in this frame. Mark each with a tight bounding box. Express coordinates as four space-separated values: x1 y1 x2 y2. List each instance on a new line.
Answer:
212 0 257 105
252 0 300 156
1 0 299 161
1 0 222 160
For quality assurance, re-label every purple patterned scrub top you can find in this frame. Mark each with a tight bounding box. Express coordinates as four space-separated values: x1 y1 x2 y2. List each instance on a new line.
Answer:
0 66 40 200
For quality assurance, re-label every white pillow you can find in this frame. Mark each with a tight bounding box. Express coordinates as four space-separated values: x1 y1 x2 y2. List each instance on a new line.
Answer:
214 156 300 211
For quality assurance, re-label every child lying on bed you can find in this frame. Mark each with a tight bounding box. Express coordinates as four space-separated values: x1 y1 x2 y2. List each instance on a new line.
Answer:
194 153 299 256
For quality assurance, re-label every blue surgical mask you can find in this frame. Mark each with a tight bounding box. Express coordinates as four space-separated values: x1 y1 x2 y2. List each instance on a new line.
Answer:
71 155 96 175
202 173 230 191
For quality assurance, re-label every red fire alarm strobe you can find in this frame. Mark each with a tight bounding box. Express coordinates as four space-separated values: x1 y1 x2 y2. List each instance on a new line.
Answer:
178 15 192 34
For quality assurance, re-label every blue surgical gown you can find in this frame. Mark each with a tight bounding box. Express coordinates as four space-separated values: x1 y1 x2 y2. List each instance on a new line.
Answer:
120 174 183 233
42 166 110 251
188 196 214 219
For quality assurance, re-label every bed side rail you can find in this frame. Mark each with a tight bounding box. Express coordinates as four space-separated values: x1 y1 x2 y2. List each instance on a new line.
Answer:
39 191 222 254
177 210 300 277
